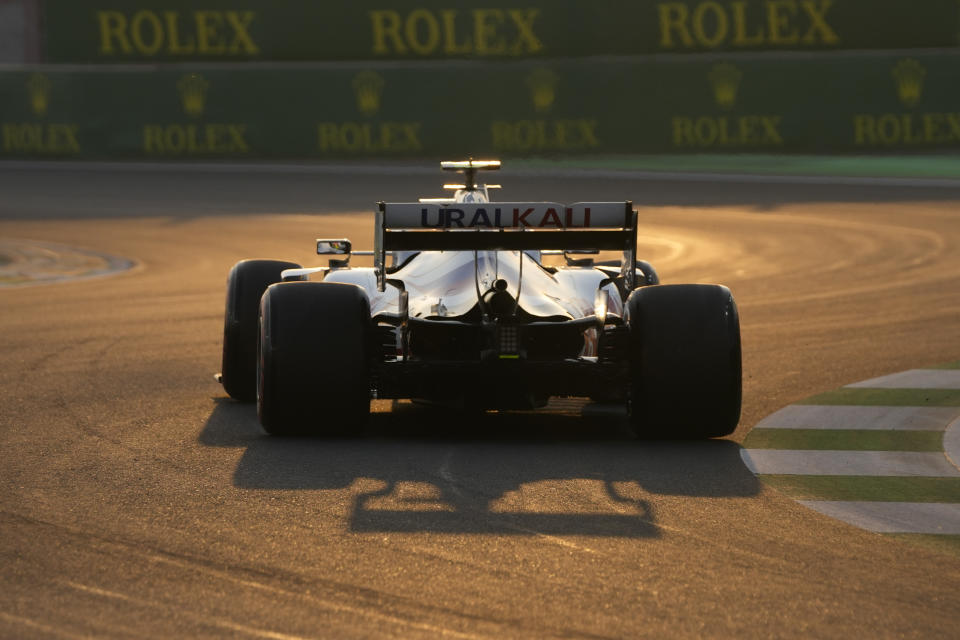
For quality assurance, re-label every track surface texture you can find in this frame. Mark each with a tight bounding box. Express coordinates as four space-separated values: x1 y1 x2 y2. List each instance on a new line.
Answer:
1 164 959 638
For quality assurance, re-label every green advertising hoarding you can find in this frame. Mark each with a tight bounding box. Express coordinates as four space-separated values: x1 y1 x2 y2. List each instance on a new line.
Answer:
42 0 960 63
2 51 958 158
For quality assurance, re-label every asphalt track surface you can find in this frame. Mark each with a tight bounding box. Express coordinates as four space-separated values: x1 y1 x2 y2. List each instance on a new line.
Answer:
1 163 959 638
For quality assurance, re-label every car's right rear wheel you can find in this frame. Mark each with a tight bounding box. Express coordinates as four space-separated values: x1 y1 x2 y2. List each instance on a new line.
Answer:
625 284 741 438
257 282 371 436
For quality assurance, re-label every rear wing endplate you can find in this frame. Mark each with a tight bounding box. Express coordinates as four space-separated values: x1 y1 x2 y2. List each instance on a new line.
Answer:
374 201 637 291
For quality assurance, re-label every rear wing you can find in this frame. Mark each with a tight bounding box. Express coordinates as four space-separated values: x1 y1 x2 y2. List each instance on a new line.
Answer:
374 201 637 291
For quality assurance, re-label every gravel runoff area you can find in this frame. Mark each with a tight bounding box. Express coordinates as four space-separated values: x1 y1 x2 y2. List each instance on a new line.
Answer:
742 363 960 556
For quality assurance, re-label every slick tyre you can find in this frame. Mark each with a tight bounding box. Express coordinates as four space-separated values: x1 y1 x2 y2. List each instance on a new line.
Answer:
257 282 371 436
221 259 302 401
626 284 741 439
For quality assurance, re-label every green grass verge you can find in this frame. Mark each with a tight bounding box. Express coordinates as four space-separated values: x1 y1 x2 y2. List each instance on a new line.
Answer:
884 534 960 558
759 475 960 502
929 361 960 370
744 429 943 451
510 154 960 179
798 388 960 407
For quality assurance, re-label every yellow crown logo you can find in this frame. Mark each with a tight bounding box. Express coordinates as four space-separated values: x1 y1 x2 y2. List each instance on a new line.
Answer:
178 73 209 118
709 63 742 110
526 68 559 113
892 59 925 108
352 71 384 117
27 73 51 117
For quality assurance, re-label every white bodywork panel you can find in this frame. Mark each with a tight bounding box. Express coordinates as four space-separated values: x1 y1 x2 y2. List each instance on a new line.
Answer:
324 252 624 321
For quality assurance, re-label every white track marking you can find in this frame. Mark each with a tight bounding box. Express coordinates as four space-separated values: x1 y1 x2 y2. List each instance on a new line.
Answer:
798 501 960 534
945 418 960 472
755 405 960 431
747 370 960 539
0 612 92 640
740 450 960 477
845 369 960 389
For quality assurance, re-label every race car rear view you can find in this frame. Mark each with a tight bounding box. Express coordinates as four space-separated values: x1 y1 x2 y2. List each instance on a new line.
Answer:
219 160 741 438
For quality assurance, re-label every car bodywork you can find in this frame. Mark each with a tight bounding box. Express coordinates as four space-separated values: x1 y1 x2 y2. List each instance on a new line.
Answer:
285 162 644 409
221 159 741 438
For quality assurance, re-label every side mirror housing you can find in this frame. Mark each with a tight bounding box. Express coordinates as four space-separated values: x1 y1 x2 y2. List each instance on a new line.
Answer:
316 239 352 255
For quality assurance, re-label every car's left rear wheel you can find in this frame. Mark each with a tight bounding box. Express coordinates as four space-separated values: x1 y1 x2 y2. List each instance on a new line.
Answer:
221 259 301 402
257 282 371 436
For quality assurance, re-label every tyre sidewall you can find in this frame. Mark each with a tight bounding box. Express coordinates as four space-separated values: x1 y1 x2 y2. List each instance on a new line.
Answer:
221 259 301 401
257 282 371 435
626 284 741 438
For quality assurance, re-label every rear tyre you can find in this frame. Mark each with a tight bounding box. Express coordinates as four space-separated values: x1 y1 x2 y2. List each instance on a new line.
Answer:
635 260 660 286
221 259 301 401
626 284 741 438
593 259 659 292
257 282 371 436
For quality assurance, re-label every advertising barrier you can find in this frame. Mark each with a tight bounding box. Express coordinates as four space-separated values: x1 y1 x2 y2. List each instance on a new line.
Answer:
1 51 958 158
41 0 960 63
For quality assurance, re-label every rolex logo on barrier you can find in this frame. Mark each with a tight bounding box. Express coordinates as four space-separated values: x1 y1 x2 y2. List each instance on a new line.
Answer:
27 74 51 117
491 69 598 152
708 63 741 110
352 71 384 117
1 73 81 155
526 68 558 113
892 58 925 108
853 58 958 147
316 71 422 154
670 63 783 149
142 73 249 155
178 73 209 118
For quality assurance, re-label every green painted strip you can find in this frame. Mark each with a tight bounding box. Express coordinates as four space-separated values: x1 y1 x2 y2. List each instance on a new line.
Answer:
798 388 960 407
744 429 943 451
513 155 960 180
759 476 960 503
930 361 960 370
884 534 960 558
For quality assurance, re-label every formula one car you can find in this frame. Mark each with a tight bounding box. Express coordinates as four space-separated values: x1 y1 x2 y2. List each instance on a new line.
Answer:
220 160 741 438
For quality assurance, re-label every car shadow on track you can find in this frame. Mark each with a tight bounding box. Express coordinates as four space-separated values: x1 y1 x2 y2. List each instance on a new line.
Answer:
200 398 760 538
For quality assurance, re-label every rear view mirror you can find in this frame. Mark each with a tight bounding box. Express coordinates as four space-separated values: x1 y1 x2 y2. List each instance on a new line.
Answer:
317 239 352 255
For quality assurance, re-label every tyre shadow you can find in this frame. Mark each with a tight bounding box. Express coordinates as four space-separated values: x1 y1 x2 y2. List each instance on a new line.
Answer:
200 397 760 538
